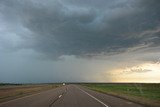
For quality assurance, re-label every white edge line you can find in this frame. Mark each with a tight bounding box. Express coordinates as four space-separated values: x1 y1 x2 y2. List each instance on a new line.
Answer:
0 92 42 105
76 86 109 107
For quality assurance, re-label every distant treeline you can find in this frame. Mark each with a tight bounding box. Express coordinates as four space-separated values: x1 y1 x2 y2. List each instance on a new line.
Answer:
0 83 63 86
0 83 23 86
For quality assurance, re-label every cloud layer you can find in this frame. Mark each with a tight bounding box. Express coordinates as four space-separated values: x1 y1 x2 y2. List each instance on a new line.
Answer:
0 0 160 83
0 0 160 59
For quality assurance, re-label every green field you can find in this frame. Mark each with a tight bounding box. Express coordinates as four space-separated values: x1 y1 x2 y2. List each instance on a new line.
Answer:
82 83 160 107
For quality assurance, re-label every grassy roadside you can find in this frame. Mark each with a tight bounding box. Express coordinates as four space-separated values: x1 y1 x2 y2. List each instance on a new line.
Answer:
81 83 160 107
0 83 61 103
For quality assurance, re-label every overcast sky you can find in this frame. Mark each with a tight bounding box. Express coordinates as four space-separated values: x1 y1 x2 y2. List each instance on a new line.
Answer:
0 0 160 83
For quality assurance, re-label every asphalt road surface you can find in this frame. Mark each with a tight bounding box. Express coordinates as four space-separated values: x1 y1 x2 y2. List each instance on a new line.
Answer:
0 85 143 107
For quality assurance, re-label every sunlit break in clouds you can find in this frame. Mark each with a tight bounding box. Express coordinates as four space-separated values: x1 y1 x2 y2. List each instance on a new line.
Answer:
107 62 160 83
0 0 160 83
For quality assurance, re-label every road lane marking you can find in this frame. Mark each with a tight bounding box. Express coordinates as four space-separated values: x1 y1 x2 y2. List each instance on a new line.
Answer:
49 94 63 107
49 88 67 107
59 95 62 98
76 86 109 107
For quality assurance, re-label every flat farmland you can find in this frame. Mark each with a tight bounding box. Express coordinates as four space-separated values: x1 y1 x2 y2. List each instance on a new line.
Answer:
0 83 61 103
82 83 160 107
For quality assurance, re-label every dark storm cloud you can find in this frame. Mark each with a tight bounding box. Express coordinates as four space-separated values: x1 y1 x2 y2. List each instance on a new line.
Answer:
0 0 160 59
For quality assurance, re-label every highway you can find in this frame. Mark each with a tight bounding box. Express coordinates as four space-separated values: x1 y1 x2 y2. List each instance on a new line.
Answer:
0 85 143 107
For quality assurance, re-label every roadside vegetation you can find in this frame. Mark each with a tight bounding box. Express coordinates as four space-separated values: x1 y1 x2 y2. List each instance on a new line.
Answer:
0 83 61 103
82 83 160 107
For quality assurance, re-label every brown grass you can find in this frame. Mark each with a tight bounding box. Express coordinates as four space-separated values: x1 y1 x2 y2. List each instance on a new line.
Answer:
0 84 60 103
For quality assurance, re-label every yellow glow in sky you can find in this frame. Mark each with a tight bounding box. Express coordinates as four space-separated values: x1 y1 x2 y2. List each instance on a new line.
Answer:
109 62 160 83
